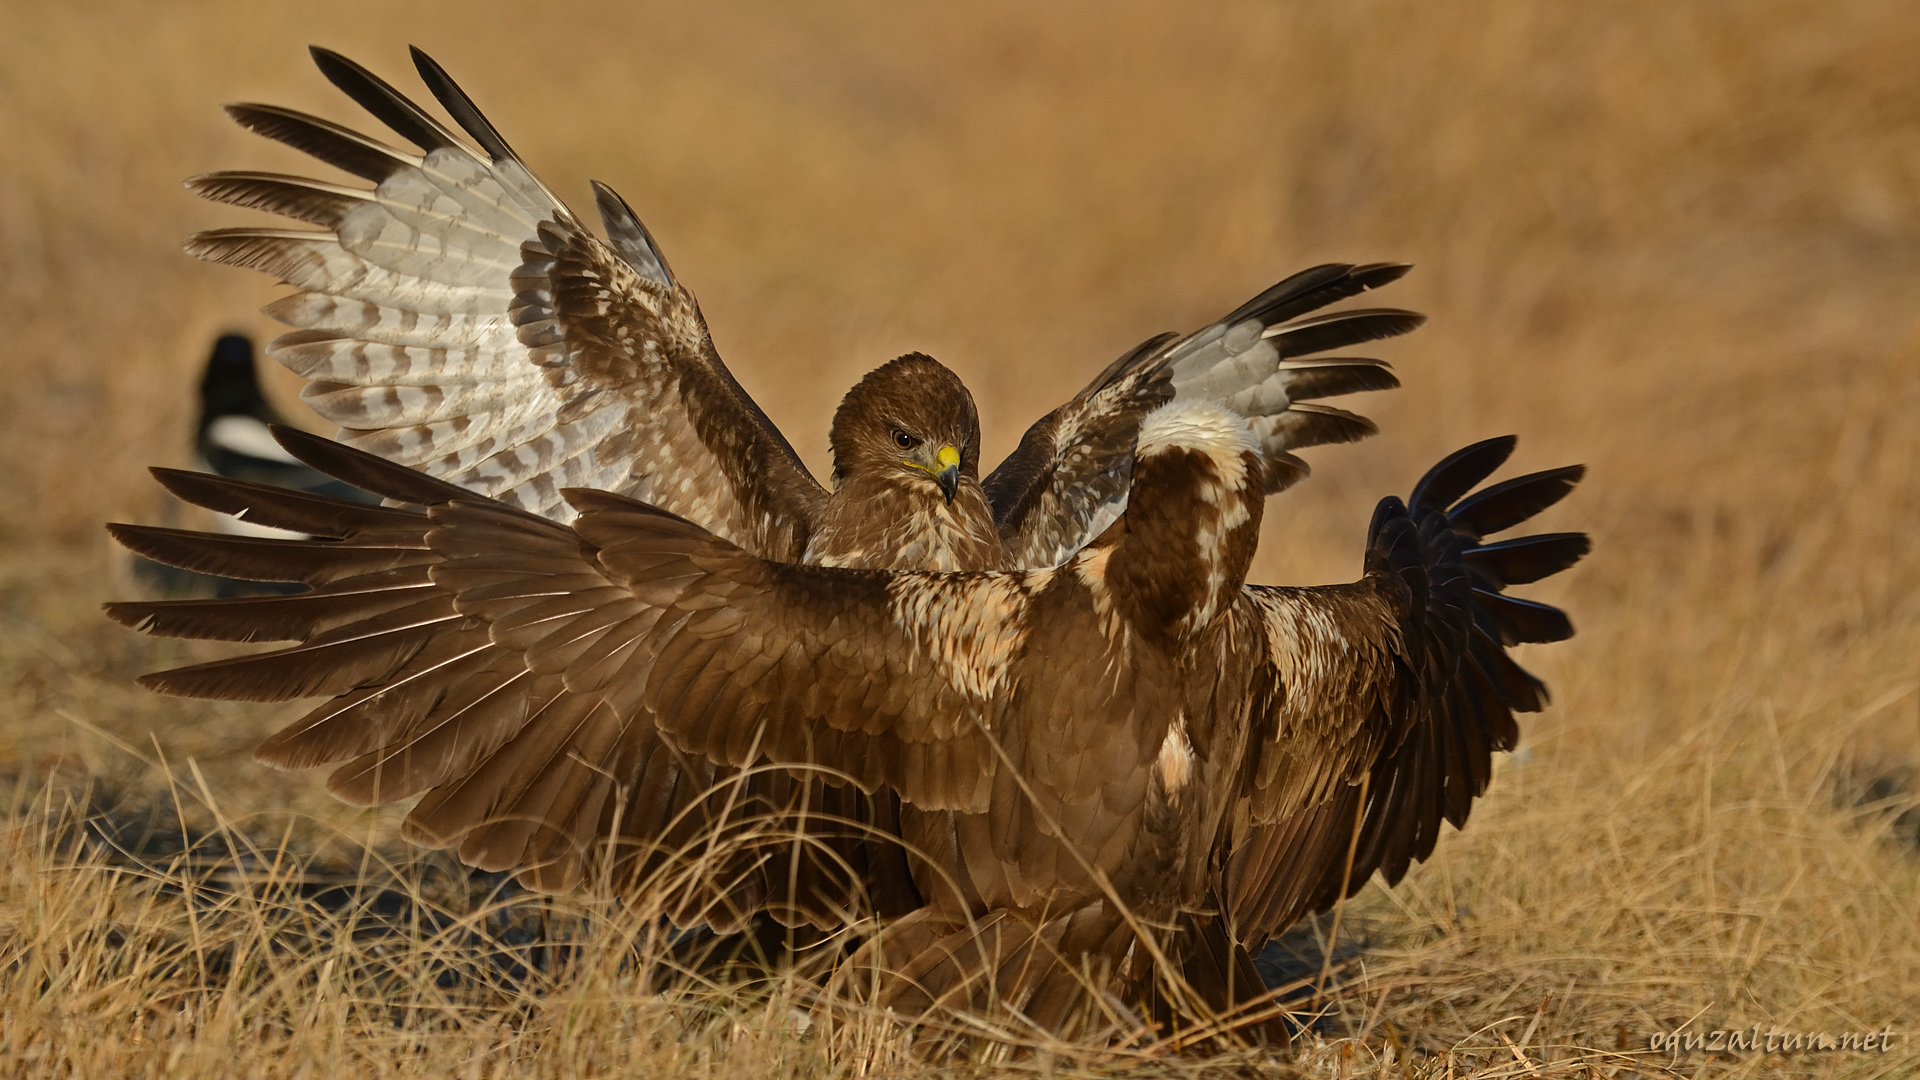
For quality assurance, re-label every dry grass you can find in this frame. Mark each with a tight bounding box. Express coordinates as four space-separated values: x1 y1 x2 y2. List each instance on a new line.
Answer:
2 1 1919 1076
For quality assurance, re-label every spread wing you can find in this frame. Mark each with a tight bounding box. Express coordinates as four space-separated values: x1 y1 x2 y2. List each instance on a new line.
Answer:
1222 437 1588 943
983 263 1420 569
104 428 1026 926
185 46 824 557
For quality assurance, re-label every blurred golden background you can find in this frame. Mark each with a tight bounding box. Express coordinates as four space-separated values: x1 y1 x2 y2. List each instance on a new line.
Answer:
2 2 1917 1075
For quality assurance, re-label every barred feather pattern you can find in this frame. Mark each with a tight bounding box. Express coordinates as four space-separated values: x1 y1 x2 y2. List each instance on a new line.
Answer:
186 47 823 559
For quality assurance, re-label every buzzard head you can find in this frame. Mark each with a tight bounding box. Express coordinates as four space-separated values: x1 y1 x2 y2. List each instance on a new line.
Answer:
828 353 981 505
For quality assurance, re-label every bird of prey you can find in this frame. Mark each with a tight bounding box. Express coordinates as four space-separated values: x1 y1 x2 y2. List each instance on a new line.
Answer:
117 46 1586 1043
108 408 1585 1041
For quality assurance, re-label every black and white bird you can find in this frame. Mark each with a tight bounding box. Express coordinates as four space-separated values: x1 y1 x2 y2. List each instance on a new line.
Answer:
127 334 379 598
194 333 370 518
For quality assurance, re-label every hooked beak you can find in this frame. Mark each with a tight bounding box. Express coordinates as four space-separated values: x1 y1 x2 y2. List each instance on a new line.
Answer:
932 444 961 504
907 444 963 504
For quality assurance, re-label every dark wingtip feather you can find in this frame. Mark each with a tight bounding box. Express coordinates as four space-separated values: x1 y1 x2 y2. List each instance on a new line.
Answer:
221 102 414 183
105 522 166 564
1349 262 1413 289
100 595 325 643
1274 403 1379 450
590 180 674 288
1449 464 1586 539
107 521 425 586
1220 264 1352 326
133 662 315 702
308 46 460 155
1464 532 1591 586
1475 591 1575 645
1410 436 1517 512
103 601 156 633
1270 309 1426 358
107 521 298 584
1262 451 1311 495
185 172 365 228
133 671 181 695
1221 263 1418 330
1276 358 1400 401
147 466 420 538
1471 630 1552 712
149 466 288 518
408 45 518 163
130 628 429 702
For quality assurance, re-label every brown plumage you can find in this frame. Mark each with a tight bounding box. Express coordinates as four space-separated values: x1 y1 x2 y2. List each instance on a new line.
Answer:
108 405 1586 1044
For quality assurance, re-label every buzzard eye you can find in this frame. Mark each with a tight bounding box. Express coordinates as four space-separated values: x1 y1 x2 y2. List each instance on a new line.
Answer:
892 429 917 450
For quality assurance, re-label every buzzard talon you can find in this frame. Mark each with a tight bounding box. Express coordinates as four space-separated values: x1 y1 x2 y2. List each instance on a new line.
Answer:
123 44 1582 1048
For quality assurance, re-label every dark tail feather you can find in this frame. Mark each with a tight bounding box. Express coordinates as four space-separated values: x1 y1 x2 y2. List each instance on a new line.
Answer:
834 902 1288 1051
1161 907 1291 1050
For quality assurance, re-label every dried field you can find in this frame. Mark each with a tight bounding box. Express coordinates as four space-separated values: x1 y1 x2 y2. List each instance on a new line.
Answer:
2 2 1918 1076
